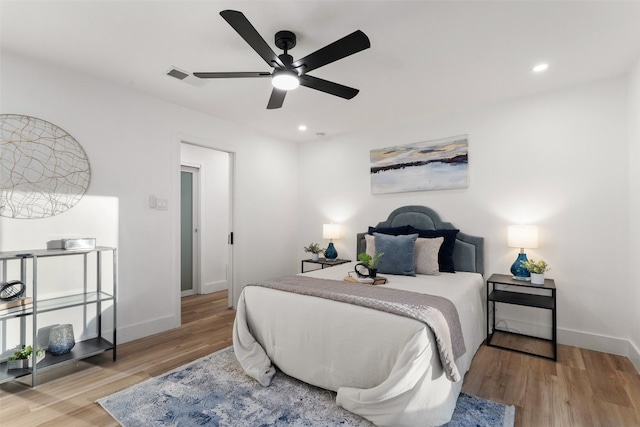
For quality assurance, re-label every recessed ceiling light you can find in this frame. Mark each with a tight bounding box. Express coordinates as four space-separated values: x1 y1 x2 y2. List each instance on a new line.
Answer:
298 125 307 131
532 63 549 73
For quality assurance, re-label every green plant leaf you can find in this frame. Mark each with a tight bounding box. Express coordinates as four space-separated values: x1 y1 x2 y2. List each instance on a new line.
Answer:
520 259 550 274
357 252 384 268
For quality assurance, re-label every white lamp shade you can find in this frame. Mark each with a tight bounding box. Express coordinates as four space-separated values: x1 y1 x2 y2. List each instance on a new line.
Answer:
508 225 539 249
272 70 300 90
323 223 341 240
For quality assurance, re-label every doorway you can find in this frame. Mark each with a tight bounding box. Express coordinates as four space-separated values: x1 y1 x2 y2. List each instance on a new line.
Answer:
180 143 233 308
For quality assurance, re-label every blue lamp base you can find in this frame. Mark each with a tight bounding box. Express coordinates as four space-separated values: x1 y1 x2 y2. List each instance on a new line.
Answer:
325 242 338 261
511 252 531 281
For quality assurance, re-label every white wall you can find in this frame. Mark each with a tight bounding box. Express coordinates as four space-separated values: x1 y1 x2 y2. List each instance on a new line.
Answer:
299 77 634 358
0 51 299 344
628 58 640 371
180 143 230 294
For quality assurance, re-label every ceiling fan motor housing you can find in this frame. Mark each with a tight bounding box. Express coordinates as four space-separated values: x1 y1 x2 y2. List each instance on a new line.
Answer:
275 30 296 52
278 53 295 69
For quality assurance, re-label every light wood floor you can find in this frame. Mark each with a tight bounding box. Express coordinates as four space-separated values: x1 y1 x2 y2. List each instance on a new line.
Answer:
1 291 639 426
463 334 640 426
0 292 234 427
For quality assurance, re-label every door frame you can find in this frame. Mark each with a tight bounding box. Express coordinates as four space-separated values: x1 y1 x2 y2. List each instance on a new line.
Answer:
180 164 200 297
177 140 235 313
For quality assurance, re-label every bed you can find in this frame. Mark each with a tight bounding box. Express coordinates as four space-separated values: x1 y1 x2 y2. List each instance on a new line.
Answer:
233 206 485 426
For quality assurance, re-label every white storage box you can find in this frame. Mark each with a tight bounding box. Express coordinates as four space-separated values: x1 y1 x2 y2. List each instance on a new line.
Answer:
47 238 96 250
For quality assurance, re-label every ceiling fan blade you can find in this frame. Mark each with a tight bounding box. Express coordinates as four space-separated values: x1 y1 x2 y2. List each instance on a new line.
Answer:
299 75 359 99
194 72 271 79
267 88 287 109
292 30 370 74
220 10 284 69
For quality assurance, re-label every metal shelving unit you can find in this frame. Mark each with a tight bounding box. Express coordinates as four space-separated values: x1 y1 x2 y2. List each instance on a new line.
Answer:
0 247 117 386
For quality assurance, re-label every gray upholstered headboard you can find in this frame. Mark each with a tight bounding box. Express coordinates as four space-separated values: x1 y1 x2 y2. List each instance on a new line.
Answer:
356 205 484 275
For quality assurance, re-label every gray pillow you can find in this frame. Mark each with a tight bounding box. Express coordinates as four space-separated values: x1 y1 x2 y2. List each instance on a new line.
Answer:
374 232 419 276
415 237 443 275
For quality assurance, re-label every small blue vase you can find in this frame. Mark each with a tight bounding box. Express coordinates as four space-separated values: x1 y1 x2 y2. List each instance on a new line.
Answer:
511 253 530 280
325 242 338 261
48 324 75 355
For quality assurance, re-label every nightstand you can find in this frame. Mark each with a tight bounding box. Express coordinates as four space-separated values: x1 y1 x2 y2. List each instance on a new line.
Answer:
486 273 557 360
301 258 350 273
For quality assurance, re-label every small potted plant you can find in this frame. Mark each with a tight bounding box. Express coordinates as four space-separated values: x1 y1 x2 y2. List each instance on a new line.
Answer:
303 243 325 261
356 252 384 278
521 259 550 285
7 345 45 370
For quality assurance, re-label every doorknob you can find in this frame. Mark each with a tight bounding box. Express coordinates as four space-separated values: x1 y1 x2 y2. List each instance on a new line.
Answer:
194 228 198 233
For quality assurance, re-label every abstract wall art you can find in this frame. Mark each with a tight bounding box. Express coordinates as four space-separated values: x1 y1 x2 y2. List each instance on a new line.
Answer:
0 114 91 219
370 135 468 194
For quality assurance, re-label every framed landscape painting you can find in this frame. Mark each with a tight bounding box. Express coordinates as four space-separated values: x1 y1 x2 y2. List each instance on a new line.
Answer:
370 135 468 194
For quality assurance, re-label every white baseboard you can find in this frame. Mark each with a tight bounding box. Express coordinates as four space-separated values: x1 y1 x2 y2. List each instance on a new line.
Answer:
118 282 227 344
117 314 179 344
629 341 640 373
202 280 227 294
497 316 640 373
558 327 631 357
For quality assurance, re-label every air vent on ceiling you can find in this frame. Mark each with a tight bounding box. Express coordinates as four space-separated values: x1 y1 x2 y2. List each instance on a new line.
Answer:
167 68 189 80
166 67 206 87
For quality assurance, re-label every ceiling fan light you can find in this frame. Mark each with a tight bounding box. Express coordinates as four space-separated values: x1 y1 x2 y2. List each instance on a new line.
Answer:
272 70 300 90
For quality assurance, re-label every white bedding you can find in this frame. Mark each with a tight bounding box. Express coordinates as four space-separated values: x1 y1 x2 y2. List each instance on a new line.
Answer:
233 262 485 426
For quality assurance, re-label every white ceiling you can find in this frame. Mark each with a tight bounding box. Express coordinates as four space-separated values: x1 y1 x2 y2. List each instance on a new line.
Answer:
2 1 640 143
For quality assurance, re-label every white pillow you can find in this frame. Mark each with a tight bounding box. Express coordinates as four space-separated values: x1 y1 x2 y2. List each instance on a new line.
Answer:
414 237 443 275
365 234 376 257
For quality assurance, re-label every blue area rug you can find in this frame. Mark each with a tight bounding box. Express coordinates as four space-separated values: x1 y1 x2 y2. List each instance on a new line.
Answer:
97 347 514 426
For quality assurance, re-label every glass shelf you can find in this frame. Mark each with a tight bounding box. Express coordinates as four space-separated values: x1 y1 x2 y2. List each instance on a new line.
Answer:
0 291 114 321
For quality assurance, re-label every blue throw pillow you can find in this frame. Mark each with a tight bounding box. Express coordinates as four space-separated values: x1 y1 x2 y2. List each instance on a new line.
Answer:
408 227 459 273
373 232 418 276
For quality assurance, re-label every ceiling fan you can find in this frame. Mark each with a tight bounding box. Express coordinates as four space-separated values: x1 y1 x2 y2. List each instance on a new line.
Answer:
194 10 371 109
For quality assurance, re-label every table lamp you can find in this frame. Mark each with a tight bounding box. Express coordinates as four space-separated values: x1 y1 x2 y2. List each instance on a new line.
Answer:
508 225 538 280
323 223 341 261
